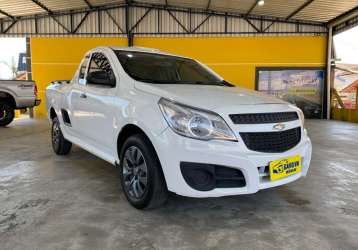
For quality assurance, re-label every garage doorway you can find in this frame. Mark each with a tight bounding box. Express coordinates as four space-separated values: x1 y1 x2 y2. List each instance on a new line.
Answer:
332 26 358 111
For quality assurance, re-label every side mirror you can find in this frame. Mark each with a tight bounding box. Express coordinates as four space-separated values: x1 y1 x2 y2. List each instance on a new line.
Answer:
87 71 115 87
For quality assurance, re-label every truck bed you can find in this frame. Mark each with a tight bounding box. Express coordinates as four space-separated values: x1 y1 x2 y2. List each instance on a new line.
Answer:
0 80 40 108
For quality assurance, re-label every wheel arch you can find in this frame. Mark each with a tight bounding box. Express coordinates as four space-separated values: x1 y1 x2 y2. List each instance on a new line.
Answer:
0 91 16 108
117 124 150 159
116 123 168 186
49 107 57 120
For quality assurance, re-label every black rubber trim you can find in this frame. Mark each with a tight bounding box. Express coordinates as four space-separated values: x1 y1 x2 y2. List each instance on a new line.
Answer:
229 112 298 124
61 109 71 126
180 162 246 191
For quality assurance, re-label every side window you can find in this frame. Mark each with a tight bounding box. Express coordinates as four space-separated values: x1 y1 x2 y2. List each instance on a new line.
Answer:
79 55 90 80
87 52 116 88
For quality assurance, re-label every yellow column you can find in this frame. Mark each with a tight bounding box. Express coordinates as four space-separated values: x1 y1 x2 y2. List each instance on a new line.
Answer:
15 110 21 118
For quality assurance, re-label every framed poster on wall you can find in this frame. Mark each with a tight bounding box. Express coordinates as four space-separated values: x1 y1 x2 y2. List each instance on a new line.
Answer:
255 67 326 119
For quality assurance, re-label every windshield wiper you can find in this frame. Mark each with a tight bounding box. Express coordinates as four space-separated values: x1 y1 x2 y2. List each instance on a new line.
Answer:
169 80 222 86
221 80 235 87
135 78 174 84
135 77 234 86
179 80 235 87
135 78 210 85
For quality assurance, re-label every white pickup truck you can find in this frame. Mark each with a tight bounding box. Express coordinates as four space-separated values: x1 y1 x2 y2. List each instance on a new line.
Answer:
46 47 312 209
0 80 41 126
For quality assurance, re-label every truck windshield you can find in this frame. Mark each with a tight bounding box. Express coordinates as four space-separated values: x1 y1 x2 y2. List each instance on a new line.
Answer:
114 50 232 86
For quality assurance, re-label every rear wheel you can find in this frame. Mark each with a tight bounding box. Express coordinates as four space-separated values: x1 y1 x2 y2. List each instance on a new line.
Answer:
0 101 15 127
119 134 168 209
52 117 72 155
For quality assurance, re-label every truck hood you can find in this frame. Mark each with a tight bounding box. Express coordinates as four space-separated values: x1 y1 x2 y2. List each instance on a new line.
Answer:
134 82 286 111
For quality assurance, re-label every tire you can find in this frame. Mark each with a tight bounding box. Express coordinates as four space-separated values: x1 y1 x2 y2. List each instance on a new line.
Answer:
51 117 72 155
119 134 168 209
0 101 15 127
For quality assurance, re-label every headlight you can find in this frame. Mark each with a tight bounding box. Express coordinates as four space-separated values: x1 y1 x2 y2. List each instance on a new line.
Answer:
158 98 237 141
297 109 305 127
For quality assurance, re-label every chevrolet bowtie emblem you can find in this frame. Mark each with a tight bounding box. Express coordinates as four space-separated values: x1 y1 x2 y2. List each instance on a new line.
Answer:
273 123 286 131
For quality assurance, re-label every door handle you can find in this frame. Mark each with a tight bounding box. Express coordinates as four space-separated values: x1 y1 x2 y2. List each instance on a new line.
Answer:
80 93 87 99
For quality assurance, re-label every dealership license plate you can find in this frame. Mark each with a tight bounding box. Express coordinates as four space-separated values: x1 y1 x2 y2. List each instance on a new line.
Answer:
269 155 301 181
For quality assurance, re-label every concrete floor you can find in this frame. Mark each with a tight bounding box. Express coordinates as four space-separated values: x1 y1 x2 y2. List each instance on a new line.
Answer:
0 118 358 250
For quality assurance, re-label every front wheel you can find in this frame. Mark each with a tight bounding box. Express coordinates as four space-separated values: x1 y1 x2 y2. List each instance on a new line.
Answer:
0 102 15 127
119 134 168 209
52 117 72 155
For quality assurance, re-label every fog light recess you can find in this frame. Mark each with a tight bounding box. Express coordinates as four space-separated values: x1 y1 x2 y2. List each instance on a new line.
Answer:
180 162 246 191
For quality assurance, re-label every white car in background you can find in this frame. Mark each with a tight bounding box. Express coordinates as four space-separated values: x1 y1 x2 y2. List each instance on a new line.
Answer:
46 47 312 209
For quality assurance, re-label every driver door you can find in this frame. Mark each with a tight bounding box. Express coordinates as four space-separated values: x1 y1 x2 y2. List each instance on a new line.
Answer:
75 52 118 153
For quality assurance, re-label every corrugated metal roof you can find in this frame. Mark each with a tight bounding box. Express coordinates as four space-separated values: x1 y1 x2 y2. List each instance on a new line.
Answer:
210 0 262 13
294 0 358 22
0 0 356 23
90 0 125 7
251 0 308 18
0 0 44 17
39 0 88 11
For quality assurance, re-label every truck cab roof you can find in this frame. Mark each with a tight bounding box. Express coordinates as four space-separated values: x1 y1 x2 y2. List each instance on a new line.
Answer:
107 46 189 59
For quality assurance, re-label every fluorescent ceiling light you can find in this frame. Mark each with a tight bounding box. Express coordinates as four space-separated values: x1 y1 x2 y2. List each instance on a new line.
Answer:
258 0 265 6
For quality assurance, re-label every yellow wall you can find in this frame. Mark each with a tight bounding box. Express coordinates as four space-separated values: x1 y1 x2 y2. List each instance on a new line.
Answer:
31 37 127 117
134 36 327 89
332 108 358 123
31 36 326 117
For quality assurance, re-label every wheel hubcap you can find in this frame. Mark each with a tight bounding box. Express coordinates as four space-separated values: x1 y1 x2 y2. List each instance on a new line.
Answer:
52 122 60 147
122 146 148 199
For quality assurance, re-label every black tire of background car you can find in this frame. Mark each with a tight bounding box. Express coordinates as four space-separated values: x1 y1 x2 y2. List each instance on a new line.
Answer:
119 134 169 209
52 117 72 155
0 101 15 127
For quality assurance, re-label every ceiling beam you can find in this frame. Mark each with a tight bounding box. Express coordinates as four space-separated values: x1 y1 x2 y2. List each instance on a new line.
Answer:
167 10 190 33
0 1 324 29
73 12 90 33
52 16 71 33
263 21 275 32
192 13 212 33
30 0 54 14
133 2 323 26
83 0 93 9
30 0 72 33
206 0 211 10
246 0 261 15
3 19 18 33
129 7 152 33
286 0 315 20
245 18 261 32
105 9 125 33
0 9 15 20
264 0 315 32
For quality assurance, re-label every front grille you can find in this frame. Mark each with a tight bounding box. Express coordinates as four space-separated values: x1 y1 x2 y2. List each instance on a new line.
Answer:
240 127 301 153
229 112 298 124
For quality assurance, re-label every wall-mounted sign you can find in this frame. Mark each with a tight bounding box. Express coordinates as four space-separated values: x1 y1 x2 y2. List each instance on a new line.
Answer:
256 68 325 119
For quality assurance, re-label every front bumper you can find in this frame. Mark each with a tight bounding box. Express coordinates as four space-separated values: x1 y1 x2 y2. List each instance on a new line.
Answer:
153 127 312 198
16 97 41 109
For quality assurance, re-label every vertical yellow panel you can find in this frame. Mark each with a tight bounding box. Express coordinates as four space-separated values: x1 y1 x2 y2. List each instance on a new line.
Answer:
31 37 127 117
15 110 21 118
